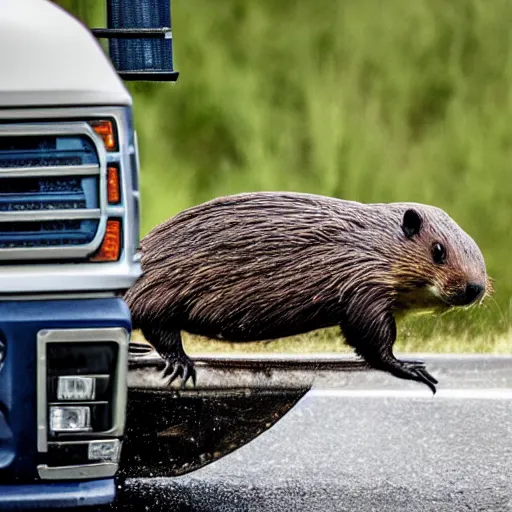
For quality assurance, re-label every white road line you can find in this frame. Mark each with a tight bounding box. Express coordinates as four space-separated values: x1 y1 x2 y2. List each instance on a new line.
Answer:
308 388 512 400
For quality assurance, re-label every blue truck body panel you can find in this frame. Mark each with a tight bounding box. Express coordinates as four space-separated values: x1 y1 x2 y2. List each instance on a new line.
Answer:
0 298 131 506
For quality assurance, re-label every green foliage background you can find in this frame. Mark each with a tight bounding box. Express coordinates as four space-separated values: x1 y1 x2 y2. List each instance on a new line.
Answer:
57 0 511 349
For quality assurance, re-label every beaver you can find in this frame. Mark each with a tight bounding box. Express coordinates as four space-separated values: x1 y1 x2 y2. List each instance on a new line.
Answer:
124 192 490 393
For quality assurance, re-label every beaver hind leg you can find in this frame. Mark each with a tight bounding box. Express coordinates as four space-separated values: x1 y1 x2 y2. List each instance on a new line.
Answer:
141 324 196 387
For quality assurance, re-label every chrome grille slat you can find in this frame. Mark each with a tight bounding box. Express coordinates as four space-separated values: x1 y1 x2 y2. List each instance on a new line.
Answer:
0 209 101 222
0 164 100 178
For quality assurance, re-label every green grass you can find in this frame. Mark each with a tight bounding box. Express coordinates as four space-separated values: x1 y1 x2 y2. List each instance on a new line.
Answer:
57 0 512 351
132 325 512 355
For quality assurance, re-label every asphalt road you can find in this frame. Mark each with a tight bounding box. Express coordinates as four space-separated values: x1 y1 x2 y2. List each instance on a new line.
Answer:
117 355 512 512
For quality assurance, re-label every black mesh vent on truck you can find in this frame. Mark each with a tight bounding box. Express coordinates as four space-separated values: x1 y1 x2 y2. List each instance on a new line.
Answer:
0 128 104 256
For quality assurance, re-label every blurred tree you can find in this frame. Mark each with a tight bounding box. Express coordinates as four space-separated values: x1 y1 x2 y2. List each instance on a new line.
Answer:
53 0 512 345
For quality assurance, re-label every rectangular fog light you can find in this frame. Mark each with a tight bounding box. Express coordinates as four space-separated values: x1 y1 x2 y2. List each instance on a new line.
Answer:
57 376 96 401
88 439 121 462
50 406 91 433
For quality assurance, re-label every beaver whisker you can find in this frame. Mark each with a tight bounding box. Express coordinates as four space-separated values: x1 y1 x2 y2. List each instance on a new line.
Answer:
486 295 506 325
437 307 456 318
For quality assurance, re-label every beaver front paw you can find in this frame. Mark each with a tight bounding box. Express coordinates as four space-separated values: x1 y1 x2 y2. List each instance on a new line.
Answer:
371 357 438 394
161 354 197 388
400 359 438 394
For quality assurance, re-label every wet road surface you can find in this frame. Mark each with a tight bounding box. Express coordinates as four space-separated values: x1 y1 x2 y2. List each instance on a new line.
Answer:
117 355 512 511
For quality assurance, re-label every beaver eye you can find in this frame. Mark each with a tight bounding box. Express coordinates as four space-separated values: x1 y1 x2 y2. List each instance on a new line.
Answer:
432 243 446 264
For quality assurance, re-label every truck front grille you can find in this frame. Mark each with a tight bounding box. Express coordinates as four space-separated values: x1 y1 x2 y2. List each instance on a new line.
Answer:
0 220 100 248
0 123 106 260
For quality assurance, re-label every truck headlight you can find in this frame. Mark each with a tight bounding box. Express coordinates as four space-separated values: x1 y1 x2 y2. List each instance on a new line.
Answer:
57 376 96 401
88 439 121 462
36 328 128 481
50 406 91 433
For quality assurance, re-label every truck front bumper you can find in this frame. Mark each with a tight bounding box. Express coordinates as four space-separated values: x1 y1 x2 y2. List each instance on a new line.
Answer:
0 297 132 509
0 478 115 510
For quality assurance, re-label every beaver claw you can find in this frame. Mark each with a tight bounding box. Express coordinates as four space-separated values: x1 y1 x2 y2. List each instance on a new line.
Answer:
400 358 426 367
375 357 438 394
401 360 438 394
161 354 197 388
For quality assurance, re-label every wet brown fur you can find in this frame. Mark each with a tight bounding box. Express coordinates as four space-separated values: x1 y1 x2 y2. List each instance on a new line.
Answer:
124 192 489 391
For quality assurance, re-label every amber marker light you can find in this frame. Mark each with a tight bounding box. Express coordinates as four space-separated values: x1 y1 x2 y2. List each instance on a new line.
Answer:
90 220 121 262
107 166 121 204
89 120 117 151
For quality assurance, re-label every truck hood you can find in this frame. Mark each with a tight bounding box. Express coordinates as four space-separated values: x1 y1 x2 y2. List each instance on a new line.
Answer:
0 0 131 108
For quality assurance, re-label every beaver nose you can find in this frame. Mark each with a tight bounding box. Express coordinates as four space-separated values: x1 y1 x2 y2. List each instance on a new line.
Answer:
463 283 485 305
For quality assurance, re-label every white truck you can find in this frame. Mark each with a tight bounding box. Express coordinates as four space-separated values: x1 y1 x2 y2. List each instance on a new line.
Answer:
0 1 309 509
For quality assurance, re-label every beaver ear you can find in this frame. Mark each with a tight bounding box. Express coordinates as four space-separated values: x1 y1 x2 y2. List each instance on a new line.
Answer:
402 209 422 238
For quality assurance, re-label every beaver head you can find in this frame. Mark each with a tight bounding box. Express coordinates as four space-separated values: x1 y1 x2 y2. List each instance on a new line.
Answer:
390 204 490 312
